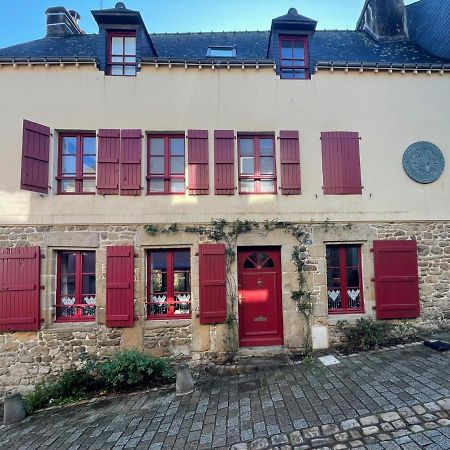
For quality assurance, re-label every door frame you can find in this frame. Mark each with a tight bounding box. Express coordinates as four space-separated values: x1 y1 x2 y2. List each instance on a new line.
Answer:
237 246 283 347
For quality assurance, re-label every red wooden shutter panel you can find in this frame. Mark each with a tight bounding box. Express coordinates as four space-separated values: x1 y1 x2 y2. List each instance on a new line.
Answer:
321 131 362 195
97 129 120 195
373 240 420 320
280 130 301 195
0 247 40 331
106 246 135 327
214 130 235 195
120 129 142 196
21 120 50 194
187 130 209 195
199 243 227 324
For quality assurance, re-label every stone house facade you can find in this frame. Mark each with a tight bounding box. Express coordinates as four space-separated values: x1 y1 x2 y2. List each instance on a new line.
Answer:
0 0 449 394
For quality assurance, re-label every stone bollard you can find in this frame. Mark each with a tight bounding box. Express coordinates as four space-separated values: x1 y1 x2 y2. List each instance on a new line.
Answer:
176 363 194 396
4 393 27 425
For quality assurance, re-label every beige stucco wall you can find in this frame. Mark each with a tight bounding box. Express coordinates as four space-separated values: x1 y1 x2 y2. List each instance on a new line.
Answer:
0 65 449 225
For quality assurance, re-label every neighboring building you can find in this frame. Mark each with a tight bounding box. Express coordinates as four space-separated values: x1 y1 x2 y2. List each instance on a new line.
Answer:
0 0 449 394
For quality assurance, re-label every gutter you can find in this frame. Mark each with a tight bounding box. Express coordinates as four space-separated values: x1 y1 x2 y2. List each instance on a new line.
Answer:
315 61 450 74
0 57 98 68
139 58 276 70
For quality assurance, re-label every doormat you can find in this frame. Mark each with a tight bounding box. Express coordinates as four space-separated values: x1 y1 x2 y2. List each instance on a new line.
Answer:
318 355 340 366
424 340 450 352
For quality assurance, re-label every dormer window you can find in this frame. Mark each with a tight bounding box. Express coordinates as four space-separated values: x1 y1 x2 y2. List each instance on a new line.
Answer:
207 46 236 58
107 31 137 76
279 36 309 79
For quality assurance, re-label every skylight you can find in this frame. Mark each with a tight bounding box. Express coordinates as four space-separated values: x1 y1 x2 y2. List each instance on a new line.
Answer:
206 46 237 58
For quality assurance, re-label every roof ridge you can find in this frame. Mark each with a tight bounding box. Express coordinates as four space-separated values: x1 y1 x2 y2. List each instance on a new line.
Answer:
150 30 270 36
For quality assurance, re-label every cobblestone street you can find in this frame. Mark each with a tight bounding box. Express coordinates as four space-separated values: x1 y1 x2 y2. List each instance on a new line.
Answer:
1 343 449 449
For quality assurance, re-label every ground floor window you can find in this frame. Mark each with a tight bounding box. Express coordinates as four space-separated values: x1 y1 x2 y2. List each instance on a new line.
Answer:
326 245 364 313
147 249 191 319
56 251 96 321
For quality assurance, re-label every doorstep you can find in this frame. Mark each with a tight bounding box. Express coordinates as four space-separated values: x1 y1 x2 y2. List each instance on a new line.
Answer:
237 345 290 358
235 346 293 369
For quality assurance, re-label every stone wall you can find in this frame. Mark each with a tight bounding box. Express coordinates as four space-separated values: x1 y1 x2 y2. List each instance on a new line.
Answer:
373 222 450 326
0 326 123 396
0 221 449 394
144 323 192 358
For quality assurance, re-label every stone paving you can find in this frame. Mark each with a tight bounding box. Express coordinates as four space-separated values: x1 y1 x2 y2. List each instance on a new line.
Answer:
0 343 449 449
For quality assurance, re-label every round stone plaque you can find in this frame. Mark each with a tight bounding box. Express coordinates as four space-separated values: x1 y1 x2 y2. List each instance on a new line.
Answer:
402 141 445 184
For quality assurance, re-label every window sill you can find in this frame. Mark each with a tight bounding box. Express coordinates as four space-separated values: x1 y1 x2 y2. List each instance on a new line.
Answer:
145 318 191 330
327 312 370 325
45 322 99 333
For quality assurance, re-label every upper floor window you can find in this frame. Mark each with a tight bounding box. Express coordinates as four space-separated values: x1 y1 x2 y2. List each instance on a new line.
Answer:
147 134 185 194
56 251 96 322
207 46 236 58
279 36 309 79
326 245 364 314
107 31 137 76
238 135 276 194
58 133 96 194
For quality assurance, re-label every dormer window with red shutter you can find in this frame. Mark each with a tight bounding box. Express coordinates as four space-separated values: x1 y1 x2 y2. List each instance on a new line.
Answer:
279 36 310 79
107 31 137 76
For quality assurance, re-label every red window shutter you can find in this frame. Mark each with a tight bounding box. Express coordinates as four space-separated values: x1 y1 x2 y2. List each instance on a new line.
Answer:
120 129 142 196
214 130 235 195
187 130 209 195
280 130 301 195
106 246 135 327
0 247 40 331
199 243 227 324
321 131 362 195
21 120 50 194
373 240 420 320
97 129 120 195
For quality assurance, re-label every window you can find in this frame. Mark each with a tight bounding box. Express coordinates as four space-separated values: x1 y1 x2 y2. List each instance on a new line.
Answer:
107 31 137 76
279 36 309 79
147 249 191 319
56 251 96 322
243 252 275 269
238 135 276 194
206 46 236 58
147 135 185 194
58 133 96 194
326 245 364 314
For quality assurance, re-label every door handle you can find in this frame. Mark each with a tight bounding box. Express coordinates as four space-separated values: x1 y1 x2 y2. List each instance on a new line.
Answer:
238 295 245 305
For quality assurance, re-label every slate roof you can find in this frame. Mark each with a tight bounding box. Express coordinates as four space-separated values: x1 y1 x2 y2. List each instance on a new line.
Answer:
0 29 448 65
0 34 98 59
406 0 450 59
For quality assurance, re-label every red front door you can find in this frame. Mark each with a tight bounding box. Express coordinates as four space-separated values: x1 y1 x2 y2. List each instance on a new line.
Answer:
238 248 283 347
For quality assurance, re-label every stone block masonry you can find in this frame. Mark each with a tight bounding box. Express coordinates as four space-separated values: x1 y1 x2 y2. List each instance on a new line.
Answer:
0 221 449 395
0 327 122 395
374 222 450 326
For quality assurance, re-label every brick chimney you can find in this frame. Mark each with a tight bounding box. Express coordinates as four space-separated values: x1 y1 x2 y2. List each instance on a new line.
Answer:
357 0 408 42
45 6 83 37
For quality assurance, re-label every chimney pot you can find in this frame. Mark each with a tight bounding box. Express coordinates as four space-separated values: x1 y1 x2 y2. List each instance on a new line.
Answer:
69 10 81 24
